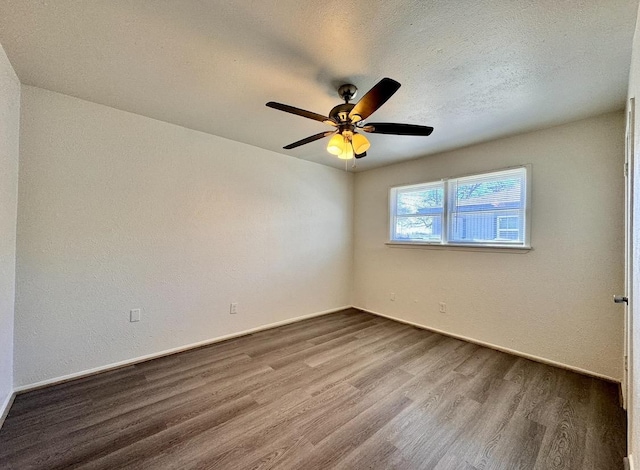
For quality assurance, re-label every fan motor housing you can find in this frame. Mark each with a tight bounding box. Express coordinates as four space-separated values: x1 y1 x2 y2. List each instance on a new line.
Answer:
329 103 355 124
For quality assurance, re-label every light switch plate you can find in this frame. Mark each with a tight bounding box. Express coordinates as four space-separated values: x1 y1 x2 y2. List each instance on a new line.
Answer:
130 308 141 322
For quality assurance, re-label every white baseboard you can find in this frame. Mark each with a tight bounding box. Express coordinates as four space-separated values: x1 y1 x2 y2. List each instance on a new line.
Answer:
626 454 633 470
357 306 619 383
0 391 16 431
14 306 349 394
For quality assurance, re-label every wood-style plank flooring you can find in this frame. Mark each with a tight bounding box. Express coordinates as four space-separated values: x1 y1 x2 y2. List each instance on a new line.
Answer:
0 309 626 469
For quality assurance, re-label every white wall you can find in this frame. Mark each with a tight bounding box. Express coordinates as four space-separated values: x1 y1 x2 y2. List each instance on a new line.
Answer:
14 85 353 387
354 112 625 380
9 82 627 391
0 45 19 414
628 3 640 464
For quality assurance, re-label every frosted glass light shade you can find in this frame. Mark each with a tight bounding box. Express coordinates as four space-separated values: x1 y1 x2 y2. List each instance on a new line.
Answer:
352 133 370 154
338 141 354 160
326 134 344 155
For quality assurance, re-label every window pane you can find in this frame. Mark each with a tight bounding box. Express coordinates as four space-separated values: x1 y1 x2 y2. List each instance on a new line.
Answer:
395 215 442 241
391 182 444 242
498 216 518 230
448 168 526 245
396 186 444 215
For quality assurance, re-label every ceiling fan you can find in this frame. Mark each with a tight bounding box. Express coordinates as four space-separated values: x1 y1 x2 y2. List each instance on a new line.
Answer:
266 78 434 160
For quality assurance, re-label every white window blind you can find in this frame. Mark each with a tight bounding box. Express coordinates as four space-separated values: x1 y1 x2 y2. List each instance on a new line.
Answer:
448 168 527 245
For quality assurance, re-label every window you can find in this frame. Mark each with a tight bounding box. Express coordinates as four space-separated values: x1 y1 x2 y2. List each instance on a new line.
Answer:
389 166 530 248
391 182 444 242
496 216 520 240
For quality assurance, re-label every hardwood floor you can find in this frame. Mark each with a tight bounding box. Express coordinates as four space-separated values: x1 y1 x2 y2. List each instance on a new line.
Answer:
0 309 626 469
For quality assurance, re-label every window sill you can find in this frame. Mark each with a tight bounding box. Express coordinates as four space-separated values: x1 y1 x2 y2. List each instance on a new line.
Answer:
385 241 532 253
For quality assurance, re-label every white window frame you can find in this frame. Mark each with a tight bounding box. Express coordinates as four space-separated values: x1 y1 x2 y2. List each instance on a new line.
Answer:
388 165 532 250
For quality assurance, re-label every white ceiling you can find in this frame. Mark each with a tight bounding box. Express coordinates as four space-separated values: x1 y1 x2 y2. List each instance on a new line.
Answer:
0 1 637 171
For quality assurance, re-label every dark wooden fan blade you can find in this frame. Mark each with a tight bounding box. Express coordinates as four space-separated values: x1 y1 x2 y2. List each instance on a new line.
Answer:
283 131 336 149
362 123 434 136
355 151 367 159
266 102 336 126
349 78 401 121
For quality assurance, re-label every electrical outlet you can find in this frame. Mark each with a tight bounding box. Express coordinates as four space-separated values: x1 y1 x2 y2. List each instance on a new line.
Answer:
130 308 141 322
230 303 238 314
390 293 396 301
439 302 447 313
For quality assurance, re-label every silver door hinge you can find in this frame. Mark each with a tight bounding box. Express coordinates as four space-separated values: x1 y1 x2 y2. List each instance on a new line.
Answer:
625 162 629 177
625 355 628 371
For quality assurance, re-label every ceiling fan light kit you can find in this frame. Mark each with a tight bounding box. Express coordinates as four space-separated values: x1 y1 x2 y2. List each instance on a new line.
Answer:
352 133 371 154
326 134 346 156
266 77 434 162
326 130 368 160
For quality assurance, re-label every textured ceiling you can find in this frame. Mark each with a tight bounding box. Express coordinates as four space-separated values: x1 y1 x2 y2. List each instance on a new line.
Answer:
0 1 637 171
